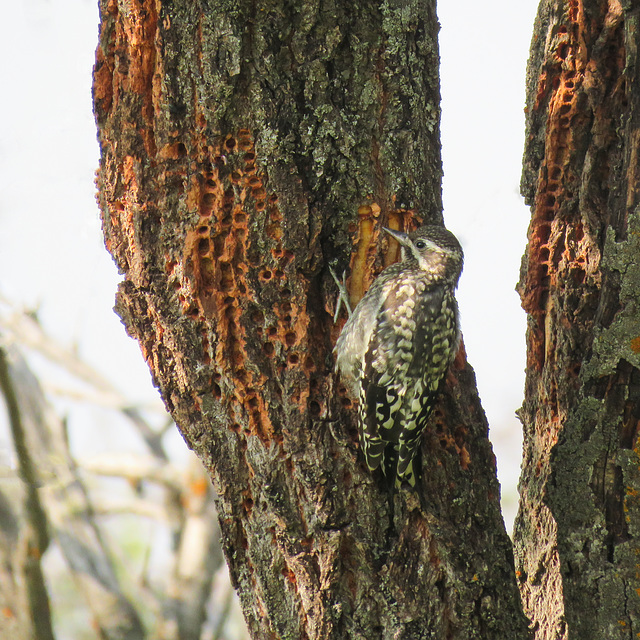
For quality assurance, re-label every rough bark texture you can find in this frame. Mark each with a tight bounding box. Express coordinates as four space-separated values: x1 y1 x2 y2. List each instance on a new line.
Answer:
516 1 640 638
93 1 529 638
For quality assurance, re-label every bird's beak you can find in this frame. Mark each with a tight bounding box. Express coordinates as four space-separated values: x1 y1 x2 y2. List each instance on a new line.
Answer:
382 227 411 247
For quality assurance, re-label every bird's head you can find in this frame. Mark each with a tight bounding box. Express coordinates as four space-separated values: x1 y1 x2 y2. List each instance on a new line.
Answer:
383 225 463 284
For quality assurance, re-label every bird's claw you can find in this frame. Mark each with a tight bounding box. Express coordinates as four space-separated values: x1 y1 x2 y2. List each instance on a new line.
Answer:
329 266 352 322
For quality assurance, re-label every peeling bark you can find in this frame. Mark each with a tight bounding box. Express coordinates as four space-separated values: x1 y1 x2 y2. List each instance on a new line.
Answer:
517 1 640 638
93 1 529 638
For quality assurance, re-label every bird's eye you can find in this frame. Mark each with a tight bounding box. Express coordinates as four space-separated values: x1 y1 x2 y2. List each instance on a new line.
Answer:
415 240 426 249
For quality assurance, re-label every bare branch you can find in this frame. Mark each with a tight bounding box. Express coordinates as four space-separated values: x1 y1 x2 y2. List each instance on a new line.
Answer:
0 346 55 640
82 453 184 491
0 300 168 461
1 345 145 640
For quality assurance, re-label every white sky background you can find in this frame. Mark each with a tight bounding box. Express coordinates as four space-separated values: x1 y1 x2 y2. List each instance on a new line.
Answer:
0 0 539 531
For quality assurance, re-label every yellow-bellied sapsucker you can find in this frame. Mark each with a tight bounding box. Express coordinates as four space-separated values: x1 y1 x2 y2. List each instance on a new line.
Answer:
334 225 463 487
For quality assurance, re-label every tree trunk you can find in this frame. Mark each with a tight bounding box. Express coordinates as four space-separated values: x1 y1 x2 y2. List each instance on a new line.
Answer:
516 1 640 638
93 1 529 638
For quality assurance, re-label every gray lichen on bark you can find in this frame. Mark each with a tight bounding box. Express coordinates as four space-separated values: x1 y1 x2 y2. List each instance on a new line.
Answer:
94 0 530 638
516 1 640 638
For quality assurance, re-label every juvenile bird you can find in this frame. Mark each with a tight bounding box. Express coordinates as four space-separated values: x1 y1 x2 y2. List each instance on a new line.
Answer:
334 225 463 487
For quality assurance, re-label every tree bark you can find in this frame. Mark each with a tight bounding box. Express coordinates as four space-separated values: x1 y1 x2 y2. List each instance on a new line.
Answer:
516 1 640 638
93 1 529 638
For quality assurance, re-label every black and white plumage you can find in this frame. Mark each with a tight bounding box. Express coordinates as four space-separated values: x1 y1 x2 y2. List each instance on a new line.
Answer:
334 225 463 487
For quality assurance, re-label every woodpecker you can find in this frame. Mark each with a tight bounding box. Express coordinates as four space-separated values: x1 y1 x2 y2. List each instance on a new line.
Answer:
333 225 463 487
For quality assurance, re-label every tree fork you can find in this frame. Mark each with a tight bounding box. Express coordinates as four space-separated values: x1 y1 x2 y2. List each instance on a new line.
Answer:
93 0 530 637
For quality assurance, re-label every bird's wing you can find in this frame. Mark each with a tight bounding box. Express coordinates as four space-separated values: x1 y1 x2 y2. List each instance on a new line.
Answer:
360 276 421 470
